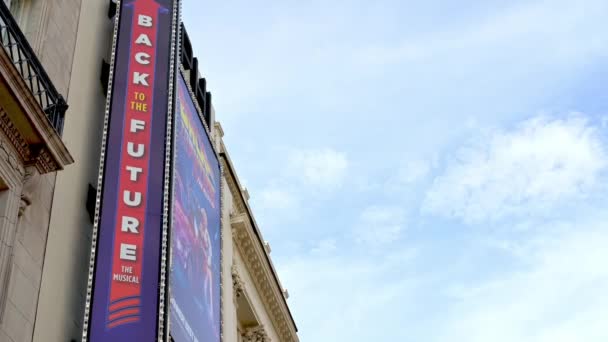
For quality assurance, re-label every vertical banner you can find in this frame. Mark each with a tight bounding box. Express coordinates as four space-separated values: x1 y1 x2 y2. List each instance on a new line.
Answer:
169 72 221 342
83 0 178 341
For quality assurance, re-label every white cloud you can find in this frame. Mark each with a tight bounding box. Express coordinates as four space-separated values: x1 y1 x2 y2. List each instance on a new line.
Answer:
287 148 348 188
278 247 418 341
282 210 608 342
435 215 608 342
384 159 435 193
355 0 608 68
423 115 607 223
397 159 432 184
354 205 406 245
257 187 298 211
310 238 337 256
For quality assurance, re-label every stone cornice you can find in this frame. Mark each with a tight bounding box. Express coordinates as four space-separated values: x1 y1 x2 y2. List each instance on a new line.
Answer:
222 150 247 215
0 47 73 174
231 214 298 342
0 129 25 182
0 108 62 174
220 147 298 342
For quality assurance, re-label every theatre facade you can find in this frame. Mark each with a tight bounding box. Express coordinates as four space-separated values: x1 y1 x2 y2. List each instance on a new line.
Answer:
0 1 298 341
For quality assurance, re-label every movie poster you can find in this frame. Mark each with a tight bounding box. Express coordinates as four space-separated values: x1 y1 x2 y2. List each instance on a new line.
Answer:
170 73 221 342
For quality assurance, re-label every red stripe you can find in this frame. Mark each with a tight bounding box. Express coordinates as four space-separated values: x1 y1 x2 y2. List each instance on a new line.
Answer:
108 308 140 322
109 298 141 313
107 316 140 329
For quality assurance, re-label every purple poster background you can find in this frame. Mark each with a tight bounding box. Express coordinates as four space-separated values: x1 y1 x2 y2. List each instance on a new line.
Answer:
169 73 221 342
86 0 176 341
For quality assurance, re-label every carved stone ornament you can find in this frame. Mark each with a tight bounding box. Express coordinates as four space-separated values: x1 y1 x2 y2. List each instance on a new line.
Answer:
17 167 39 216
18 193 31 217
224 152 299 342
232 264 245 299
242 325 270 342
232 215 298 342
0 108 60 173
0 134 24 178
0 108 30 161
34 148 58 174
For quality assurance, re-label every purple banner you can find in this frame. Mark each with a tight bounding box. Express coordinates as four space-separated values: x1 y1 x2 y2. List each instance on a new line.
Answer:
169 73 221 342
85 0 177 341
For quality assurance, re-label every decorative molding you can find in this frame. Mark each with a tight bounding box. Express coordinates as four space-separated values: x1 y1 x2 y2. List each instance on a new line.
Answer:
0 108 30 161
0 107 62 174
33 148 58 174
232 264 245 300
223 148 298 341
224 163 246 214
0 131 24 180
241 325 270 342
232 216 298 342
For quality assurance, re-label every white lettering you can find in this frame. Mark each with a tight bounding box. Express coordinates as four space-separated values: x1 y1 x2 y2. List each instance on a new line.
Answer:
130 119 145 133
121 216 139 234
138 15 153 27
127 142 144 158
135 52 150 65
113 273 140 284
133 72 149 86
135 33 152 46
126 166 143 182
120 243 137 261
123 191 142 207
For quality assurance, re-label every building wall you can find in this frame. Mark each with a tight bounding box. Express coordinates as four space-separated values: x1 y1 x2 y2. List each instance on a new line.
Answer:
0 0 81 341
0 135 28 342
16 0 82 95
222 177 237 342
1 168 56 342
33 0 109 340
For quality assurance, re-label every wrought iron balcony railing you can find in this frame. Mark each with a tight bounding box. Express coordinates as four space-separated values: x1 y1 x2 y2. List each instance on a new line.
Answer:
0 0 67 135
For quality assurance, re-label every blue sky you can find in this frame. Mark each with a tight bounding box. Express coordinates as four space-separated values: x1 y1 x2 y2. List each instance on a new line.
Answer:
183 1 608 340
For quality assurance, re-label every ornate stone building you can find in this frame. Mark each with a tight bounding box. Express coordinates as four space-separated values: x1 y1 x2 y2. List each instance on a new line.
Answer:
219 131 299 342
0 0 78 341
0 1 299 341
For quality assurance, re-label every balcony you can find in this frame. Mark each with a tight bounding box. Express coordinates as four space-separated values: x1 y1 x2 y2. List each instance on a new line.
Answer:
0 0 72 174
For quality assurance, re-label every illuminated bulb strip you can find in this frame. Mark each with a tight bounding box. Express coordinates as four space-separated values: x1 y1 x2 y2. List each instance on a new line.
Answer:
158 0 181 341
82 1 123 341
